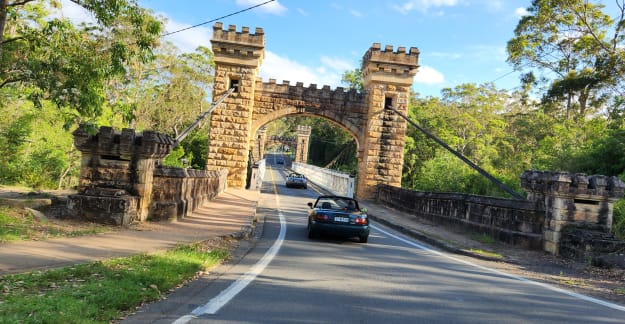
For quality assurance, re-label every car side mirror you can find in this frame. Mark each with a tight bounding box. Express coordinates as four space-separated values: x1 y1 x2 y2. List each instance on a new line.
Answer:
307 202 313 208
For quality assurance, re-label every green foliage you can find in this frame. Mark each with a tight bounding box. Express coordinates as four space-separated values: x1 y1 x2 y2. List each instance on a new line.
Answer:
161 145 189 168
124 44 214 134
613 199 625 240
341 68 364 92
263 116 357 174
568 127 625 176
0 243 229 323
403 84 523 197
507 0 624 119
0 93 78 189
181 129 209 169
1 0 162 123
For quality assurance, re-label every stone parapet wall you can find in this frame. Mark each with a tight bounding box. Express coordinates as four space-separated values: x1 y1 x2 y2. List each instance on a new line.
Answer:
521 170 625 254
150 168 228 222
376 184 545 249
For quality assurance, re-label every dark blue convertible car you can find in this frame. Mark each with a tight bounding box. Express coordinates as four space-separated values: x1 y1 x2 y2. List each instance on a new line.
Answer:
307 195 369 243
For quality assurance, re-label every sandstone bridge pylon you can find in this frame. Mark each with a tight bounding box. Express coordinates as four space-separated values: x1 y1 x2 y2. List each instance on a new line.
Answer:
206 22 420 199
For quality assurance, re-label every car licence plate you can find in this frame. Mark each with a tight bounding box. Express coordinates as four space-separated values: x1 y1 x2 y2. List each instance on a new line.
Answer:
334 217 349 222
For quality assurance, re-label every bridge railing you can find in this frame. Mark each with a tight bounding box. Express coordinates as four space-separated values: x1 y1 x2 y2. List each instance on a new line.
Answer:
291 162 354 198
248 159 266 190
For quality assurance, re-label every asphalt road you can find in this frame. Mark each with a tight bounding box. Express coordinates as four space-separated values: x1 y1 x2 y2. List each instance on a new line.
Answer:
124 159 625 324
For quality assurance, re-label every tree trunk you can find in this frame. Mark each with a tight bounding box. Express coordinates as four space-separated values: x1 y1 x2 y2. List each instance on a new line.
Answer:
0 0 8 56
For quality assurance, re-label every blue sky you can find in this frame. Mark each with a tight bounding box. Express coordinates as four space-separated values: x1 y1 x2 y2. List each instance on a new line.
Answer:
62 0 533 97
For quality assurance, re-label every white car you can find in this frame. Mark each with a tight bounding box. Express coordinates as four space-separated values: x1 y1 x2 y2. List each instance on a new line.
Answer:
285 172 308 189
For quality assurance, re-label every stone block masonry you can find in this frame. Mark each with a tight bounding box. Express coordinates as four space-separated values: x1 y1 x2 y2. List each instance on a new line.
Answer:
68 126 228 225
376 171 625 257
207 22 419 199
521 170 625 255
377 184 545 249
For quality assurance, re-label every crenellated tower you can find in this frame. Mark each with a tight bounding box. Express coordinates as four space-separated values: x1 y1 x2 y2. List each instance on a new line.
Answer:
207 23 265 188
295 125 312 163
358 43 420 198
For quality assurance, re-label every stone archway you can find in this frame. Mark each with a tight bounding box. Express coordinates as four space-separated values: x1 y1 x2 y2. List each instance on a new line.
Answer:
206 22 419 199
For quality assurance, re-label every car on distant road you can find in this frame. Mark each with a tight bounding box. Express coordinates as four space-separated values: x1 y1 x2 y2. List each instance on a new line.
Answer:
276 158 284 164
285 172 308 189
307 195 369 243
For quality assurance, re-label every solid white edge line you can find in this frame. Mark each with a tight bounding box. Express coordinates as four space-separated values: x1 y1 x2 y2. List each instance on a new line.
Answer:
172 169 286 323
371 224 625 312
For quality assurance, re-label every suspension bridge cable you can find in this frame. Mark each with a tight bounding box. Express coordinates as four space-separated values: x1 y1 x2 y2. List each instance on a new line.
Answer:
160 0 276 37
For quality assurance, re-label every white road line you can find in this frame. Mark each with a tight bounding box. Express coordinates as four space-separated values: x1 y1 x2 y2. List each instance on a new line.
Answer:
372 224 625 313
173 169 285 323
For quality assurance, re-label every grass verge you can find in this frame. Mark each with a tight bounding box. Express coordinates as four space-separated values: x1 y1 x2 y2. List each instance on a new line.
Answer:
469 232 496 244
0 206 110 243
0 241 231 323
467 248 504 259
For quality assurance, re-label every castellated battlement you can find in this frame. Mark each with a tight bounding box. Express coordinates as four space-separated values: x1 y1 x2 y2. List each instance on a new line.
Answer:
212 22 264 46
297 125 312 136
362 43 420 67
256 78 365 101
361 43 420 85
521 170 625 199
73 125 174 159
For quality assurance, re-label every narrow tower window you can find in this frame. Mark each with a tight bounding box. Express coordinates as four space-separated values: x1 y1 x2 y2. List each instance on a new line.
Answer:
229 78 240 93
385 97 393 109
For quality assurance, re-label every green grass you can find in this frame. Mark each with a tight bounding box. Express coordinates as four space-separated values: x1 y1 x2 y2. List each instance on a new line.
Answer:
0 242 230 323
467 248 503 259
613 199 625 240
469 232 496 244
0 206 109 243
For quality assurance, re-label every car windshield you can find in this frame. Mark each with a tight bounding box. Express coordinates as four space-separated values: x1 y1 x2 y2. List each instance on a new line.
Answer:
316 197 358 211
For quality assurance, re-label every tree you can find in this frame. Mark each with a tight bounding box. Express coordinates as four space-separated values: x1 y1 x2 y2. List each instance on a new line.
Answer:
402 83 518 195
341 68 364 92
0 0 162 121
127 44 215 134
507 0 625 120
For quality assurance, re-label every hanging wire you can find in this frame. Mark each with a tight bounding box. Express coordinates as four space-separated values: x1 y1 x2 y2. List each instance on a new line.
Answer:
160 0 276 37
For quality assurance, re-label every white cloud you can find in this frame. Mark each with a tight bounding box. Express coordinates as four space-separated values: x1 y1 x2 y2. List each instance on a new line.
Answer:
296 8 309 16
320 56 353 72
236 0 287 15
259 51 355 88
349 9 364 17
161 19 212 53
515 7 529 18
57 0 97 25
414 65 445 85
393 0 460 14
430 51 462 60
483 0 503 12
